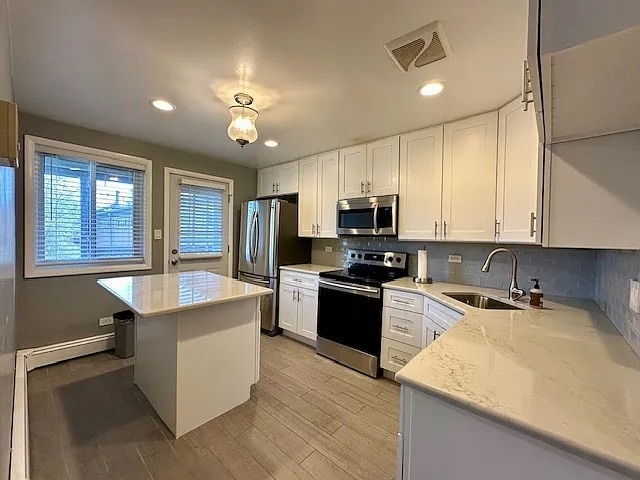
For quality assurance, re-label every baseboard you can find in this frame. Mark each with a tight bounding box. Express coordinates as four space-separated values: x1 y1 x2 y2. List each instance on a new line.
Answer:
11 333 116 480
281 330 316 348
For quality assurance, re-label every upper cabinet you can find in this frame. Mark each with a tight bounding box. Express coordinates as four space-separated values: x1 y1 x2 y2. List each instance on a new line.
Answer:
338 137 399 199
257 161 299 197
442 112 498 242
496 97 541 244
398 126 443 241
298 151 339 238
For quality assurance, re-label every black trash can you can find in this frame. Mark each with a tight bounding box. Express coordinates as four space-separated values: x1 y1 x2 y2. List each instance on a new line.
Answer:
113 310 135 359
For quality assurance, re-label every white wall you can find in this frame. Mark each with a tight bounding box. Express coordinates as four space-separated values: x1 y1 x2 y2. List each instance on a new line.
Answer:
0 0 13 101
540 0 640 54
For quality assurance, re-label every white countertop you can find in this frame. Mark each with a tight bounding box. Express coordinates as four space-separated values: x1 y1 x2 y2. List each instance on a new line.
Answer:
98 271 272 317
280 264 341 275
386 278 640 478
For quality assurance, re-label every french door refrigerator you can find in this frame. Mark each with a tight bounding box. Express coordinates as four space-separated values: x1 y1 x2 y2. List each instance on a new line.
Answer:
238 199 310 335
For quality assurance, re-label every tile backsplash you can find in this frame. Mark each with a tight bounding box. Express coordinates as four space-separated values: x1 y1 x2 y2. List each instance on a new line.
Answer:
595 250 640 357
311 238 597 299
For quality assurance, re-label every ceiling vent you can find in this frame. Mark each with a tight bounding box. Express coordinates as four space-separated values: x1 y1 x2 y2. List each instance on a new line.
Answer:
384 21 452 72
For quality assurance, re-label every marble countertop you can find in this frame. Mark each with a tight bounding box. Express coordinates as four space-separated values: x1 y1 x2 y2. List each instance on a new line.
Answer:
386 278 640 477
280 264 341 275
98 271 272 317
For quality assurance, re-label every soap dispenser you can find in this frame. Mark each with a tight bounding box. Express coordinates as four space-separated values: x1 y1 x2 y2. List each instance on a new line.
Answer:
529 278 543 308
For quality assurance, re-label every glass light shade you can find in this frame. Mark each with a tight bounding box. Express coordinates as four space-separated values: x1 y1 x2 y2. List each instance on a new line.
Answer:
227 105 259 146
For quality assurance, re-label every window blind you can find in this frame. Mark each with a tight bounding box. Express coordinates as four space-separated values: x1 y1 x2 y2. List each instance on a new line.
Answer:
179 182 225 257
33 152 147 265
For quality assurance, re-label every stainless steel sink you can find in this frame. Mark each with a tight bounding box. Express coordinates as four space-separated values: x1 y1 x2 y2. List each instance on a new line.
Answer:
443 292 523 310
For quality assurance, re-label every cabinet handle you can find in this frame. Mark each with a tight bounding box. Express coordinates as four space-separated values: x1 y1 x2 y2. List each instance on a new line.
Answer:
393 299 412 306
529 212 536 237
272 183 275 193
391 355 408 366
433 331 441 341
443 221 448 239
292 289 296 302
367 181 371 194
312 224 316 235
393 324 410 332
276 182 280 193
316 224 320 237
434 221 438 239
360 181 364 194
522 59 533 111
495 219 501 240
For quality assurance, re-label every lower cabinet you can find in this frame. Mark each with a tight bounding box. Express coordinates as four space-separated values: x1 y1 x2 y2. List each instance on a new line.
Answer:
278 270 319 341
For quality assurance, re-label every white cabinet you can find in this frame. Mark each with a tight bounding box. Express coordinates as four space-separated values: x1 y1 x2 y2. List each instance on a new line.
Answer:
338 144 367 199
297 156 318 237
257 161 299 197
339 137 399 199
399 126 444 240
442 112 498 242
367 136 400 197
297 151 339 238
497 97 542 244
278 270 320 341
381 337 421 374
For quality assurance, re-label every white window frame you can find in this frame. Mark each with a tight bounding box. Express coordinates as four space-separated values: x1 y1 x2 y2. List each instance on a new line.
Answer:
24 135 153 278
163 167 234 274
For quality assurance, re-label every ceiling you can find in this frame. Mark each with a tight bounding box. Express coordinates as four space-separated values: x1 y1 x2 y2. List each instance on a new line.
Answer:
9 0 528 168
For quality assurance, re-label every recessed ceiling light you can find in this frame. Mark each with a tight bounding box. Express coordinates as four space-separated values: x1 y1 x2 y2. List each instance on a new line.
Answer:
264 140 279 148
150 99 175 111
418 82 445 96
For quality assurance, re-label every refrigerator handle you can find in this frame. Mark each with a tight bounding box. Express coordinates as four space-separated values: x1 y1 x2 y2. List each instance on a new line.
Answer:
253 211 260 263
249 211 258 264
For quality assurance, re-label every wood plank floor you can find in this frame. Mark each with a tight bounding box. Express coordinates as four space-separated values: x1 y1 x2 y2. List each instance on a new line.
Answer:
28 334 400 480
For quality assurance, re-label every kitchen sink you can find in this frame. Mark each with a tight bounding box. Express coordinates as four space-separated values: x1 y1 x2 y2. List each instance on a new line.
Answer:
443 292 523 310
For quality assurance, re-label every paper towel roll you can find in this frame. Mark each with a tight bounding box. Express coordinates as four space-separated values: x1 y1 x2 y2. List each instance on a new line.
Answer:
417 249 428 280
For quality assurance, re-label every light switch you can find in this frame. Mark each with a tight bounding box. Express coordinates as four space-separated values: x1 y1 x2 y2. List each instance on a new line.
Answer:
448 254 462 264
324 246 333 253
154 229 162 240
630 279 640 314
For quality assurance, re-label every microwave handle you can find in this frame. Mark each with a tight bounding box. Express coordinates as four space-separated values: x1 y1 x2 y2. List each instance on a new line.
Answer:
373 203 379 234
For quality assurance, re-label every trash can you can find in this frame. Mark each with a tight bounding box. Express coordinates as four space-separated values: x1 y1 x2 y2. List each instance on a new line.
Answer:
113 310 135 359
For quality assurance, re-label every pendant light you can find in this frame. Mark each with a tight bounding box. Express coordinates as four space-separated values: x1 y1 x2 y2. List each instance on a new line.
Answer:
227 93 259 147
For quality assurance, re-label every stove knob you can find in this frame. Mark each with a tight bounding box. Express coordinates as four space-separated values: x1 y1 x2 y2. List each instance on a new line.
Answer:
396 257 402 263
350 253 356 258
357 254 362 259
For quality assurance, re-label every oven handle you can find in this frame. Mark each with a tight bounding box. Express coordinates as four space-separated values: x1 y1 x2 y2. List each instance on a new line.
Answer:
373 202 379 234
319 279 381 298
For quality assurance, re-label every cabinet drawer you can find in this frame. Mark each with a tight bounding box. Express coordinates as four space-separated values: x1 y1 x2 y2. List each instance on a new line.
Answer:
382 307 423 348
424 297 462 330
281 270 318 290
381 337 421 374
383 289 424 314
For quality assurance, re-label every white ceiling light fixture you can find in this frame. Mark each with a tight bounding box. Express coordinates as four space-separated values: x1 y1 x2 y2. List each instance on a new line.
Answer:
264 140 279 148
227 93 259 147
418 81 445 96
150 99 175 111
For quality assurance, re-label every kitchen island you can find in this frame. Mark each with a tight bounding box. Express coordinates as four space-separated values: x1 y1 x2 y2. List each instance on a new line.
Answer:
97 271 272 438
386 279 640 480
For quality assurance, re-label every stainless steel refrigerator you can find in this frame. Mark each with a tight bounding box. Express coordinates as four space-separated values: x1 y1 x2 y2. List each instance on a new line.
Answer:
238 199 310 335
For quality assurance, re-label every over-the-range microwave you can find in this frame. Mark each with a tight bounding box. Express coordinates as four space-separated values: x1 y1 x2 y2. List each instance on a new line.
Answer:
336 194 397 236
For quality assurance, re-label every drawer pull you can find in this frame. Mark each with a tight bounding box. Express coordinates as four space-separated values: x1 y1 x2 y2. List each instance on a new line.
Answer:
392 324 410 332
393 299 413 306
391 355 408 366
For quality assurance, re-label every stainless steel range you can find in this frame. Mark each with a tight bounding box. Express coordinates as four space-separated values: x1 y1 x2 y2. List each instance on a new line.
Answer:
316 249 408 377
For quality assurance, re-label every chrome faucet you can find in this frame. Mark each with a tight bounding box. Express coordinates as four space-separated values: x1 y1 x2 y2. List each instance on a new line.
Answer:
481 248 526 302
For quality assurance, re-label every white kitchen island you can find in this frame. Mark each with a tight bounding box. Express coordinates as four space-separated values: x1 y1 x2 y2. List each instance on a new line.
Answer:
97 271 272 438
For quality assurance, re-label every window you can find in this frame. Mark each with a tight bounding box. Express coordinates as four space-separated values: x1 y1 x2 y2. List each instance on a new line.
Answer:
179 180 225 258
24 136 152 278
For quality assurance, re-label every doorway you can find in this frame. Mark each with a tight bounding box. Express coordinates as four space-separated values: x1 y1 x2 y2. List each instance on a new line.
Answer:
163 168 234 275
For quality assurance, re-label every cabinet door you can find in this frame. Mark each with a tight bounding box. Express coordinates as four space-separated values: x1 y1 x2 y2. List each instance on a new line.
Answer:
275 161 299 195
298 156 318 237
399 126 444 240
497 97 541 243
442 112 498 241
317 151 339 238
367 136 399 196
338 144 367 199
278 284 298 333
257 167 276 197
422 317 445 348
297 287 318 341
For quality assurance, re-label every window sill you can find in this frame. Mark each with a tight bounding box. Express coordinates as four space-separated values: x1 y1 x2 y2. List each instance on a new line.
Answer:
24 261 152 279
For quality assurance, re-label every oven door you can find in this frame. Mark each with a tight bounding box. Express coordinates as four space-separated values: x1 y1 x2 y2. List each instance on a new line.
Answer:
317 279 383 360
336 195 397 236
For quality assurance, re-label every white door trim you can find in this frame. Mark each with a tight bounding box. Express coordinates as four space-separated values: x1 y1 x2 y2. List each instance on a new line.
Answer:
163 167 235 274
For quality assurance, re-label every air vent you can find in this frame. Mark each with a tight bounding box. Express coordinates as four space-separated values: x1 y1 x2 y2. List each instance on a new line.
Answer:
384 21 452 72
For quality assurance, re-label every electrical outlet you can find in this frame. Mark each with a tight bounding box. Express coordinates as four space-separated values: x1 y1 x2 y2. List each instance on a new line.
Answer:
99 316 113 327
630 279 640 314
153 229 163 240
448 254 462 264
324 246 333 253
